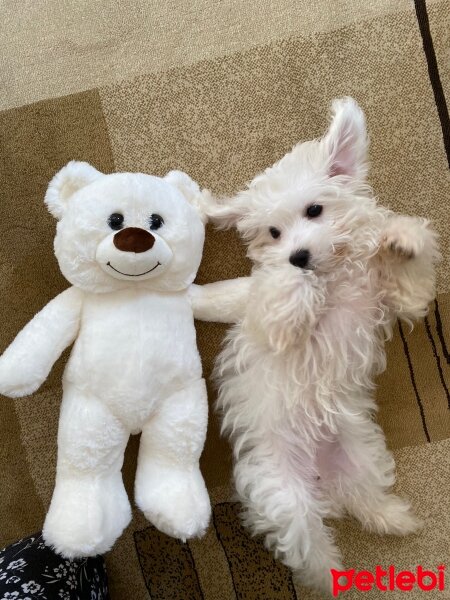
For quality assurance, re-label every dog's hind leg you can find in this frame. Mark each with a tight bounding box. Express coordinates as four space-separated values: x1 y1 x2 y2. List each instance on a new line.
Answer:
322 412 421 536
233 430 343 594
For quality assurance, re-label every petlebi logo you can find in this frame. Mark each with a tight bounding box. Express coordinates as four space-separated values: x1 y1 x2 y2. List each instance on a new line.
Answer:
331 565 446 596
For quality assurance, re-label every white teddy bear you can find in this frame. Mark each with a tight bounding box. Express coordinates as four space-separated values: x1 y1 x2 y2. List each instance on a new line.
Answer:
0 161 248 558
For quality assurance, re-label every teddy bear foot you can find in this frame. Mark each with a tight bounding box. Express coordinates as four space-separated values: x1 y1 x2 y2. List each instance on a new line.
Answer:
135 464 211 541
43 473 132 558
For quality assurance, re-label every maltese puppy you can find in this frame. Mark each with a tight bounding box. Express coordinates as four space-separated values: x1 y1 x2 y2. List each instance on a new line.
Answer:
201 98 439 593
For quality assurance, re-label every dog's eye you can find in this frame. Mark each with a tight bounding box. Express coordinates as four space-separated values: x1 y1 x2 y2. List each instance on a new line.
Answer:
149 214 164 231
269 227 281 239
108 213 124 230
306 204 323 218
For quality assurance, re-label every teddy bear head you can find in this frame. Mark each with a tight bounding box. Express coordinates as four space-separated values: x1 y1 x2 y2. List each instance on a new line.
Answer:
45 161 207 293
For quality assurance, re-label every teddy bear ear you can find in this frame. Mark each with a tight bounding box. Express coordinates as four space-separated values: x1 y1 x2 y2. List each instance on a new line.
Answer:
164 170 208 223
45 161 104 219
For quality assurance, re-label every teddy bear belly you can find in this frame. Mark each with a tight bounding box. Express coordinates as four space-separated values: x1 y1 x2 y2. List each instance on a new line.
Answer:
64 341 202 430
63 294 202 429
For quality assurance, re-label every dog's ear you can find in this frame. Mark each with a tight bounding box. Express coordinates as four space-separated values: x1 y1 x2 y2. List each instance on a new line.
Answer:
322 97 368 180
200 192 249 229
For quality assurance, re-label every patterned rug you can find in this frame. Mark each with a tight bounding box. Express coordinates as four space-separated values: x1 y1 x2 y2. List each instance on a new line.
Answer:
0 1 449 598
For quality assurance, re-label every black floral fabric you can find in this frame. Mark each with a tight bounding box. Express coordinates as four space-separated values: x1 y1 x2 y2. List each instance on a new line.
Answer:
0 533 109 600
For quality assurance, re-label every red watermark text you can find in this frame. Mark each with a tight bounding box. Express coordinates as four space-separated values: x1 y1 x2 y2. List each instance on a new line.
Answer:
331 565 445 596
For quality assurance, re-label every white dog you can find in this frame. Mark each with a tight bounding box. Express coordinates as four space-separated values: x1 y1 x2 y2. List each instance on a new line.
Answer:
197 98 439 593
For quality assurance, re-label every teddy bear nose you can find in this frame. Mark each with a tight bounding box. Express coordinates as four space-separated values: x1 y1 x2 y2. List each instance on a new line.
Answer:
289 249 310 269
113 227 155 253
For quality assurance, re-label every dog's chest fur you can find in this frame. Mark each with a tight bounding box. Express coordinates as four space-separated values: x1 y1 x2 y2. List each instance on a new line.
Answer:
217 268 388 445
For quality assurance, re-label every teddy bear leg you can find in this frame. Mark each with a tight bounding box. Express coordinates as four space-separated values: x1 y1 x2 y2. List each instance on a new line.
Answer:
135 378 211 540
43 383 131 558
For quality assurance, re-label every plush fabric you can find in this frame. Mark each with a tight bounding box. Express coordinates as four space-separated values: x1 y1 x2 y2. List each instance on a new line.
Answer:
0 164 229 558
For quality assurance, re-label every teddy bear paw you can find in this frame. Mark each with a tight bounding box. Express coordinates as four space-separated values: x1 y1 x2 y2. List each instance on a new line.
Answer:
43 474 131 558
136 466 211 541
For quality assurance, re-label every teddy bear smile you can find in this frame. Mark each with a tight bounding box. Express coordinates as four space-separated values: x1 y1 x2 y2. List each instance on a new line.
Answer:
106 261 161 277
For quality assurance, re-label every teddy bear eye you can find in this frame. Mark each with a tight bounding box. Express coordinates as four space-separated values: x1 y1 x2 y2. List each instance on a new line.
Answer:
149 214 164 231
108 213 124 230
306 204 323 218
269 227 281 239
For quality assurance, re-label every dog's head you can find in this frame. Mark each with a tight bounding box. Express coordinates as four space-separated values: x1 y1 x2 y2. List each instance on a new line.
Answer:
207 98 383 276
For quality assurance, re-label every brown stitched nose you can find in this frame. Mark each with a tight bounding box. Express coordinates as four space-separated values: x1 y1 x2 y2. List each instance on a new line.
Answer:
113 227 155 253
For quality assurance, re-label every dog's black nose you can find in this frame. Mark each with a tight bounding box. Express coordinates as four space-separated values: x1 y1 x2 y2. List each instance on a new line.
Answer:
289 249 310 269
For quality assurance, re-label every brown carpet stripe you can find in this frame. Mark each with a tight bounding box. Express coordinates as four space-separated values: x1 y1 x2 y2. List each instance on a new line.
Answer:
0 88 117 548
424 316 450 409
414 0 450 167
134 526 204 600
434 298 450 364
213 503 298 600
398 321 431 442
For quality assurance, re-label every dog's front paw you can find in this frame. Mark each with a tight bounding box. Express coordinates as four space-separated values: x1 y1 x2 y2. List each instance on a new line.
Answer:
382 233 420 260
136 465 211 540
380 215 428 260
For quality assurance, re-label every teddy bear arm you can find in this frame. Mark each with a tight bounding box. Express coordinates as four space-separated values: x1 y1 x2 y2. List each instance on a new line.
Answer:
0 287 83 398
189 277 252 323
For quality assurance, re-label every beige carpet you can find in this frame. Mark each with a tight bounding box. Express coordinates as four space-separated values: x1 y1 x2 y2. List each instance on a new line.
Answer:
1 1 449 598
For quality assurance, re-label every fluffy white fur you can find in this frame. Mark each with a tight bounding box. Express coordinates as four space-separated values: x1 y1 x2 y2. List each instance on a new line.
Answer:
0 163 236 558
203 98 440 594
